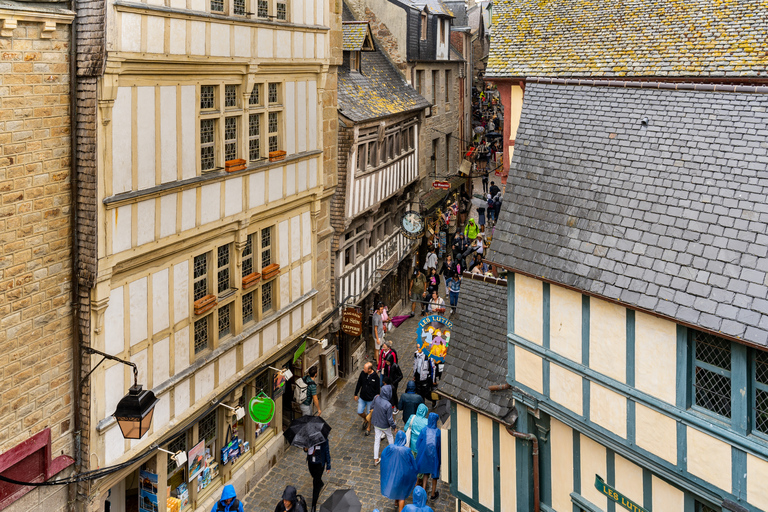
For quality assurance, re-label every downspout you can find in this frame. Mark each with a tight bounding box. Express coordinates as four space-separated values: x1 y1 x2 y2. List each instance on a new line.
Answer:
490 382 540 512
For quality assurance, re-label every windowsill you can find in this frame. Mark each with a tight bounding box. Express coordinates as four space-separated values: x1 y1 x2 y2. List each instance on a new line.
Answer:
103 148 323 209
113 1 326 31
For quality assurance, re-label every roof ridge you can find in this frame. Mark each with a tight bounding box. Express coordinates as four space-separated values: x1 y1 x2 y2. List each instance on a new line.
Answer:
461 271 508 286
527 77 768 95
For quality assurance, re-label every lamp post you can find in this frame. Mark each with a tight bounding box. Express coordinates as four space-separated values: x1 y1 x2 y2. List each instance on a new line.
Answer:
82 347 159 440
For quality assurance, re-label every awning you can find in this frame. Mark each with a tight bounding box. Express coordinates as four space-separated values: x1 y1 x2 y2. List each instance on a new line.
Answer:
421 175 466 212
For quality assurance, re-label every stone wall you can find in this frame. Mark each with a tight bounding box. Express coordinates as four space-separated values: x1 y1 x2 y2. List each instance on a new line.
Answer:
0 14 75 512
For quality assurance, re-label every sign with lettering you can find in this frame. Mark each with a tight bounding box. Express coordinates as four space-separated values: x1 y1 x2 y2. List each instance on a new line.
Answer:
341 307 363 337
594 475 648 512
415 314 452 363
432 180 451 190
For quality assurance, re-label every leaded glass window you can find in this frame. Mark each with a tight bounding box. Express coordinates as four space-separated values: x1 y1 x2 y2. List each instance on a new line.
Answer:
755 350 768 433
193 253 209 301
194 316 209 354
224 116 238 162
200 119 216 171
249 114 261 161
693 331 732 418
217 245 230 293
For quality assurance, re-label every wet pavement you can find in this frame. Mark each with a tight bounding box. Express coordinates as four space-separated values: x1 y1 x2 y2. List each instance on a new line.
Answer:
242 312 452 512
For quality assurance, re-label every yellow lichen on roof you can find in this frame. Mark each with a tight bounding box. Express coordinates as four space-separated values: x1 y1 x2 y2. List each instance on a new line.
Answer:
486 0 768 77
343 22 369 51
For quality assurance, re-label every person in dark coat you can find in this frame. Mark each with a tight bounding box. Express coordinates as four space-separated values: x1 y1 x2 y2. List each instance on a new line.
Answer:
384 352 403 410
489 182 500 198
398 380 424 426
372 385 397 464
274 485 305 512
354 361 380 435
304 432 331 512
211 484 244 512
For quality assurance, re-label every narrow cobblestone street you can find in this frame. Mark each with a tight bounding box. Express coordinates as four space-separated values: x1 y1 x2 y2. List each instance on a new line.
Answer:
242 312 452 512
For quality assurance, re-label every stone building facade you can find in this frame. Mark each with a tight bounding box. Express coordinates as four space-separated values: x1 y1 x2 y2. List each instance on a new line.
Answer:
0 1 76 511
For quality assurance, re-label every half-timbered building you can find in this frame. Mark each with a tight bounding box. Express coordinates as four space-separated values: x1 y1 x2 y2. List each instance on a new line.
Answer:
71 0 341 510
331 3 429 374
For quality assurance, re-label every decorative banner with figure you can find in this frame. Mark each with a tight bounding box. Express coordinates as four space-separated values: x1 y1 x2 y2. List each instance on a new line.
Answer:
415 315 452 363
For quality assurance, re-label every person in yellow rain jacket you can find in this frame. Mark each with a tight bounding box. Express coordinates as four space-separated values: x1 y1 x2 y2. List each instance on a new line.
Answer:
463 218 479 240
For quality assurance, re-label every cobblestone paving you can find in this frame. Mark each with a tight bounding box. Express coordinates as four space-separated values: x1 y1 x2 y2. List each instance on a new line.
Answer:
243 313 452 512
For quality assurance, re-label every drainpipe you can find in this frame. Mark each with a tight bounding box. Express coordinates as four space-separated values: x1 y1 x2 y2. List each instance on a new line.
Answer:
490 382 540 512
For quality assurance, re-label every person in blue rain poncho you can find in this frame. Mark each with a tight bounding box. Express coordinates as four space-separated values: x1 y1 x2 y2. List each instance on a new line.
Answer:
402 486 434 512
211 484 245 512
403 403 429 456
380 430 418 512
414 413 441 502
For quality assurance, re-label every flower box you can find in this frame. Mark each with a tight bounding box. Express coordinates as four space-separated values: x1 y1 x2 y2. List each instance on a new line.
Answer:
268 150 286 162
225 158 246 173
261 263 280 280
242 272 262 290
194 294 217 316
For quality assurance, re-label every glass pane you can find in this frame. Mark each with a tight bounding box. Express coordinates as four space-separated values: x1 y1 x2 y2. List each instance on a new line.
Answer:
200 86 215 110
225 85 238 107
277 2 286 20
242 292 254 324
756 388 768 433
249 114 260 137
200 119 215 144
194 254 208 278
167 435 187 475
268 112 278 133
258 0 268 17
695 332 731 370
210 0 224 11
249 137 260 161
269 135 278 153
233 0 245 15
194 316 209 354
218 304 231 339
262 281 273 313
756 350 768 385
217 245 230 293
268 83 278 103
199 410 217 442
249 85 260 105
694 366 731 418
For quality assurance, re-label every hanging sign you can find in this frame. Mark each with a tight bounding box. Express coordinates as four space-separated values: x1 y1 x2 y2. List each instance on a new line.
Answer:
292 340 307 364
249 392 276 424
432 180 451 190
273 371 287 399
341 307 363 337
415 314 453 363
401 210 425 240
594 475 649 512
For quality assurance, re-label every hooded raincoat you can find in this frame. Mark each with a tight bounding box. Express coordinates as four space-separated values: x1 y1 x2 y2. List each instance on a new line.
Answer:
464 218 479 240
404 403 429 454
380 430 418 500
415 413 441 479
371 385 397 430
274 485 306 512
402 486 434 512
211 485 244 512
398 381 424 425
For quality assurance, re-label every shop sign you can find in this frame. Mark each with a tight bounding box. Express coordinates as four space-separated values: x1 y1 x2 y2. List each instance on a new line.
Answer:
432 180 451 190
292 339 307 364
594 475 648 512
248 392 276 424
341 307 363 337
401 210 425 240
416 314 452 363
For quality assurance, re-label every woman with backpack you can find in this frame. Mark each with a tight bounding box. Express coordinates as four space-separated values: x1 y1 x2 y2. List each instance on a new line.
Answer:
274 485 307 512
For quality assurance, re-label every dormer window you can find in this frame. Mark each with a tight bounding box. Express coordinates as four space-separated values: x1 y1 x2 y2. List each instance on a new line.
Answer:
342 21 375 71
421 13 428 40
350 51 361 72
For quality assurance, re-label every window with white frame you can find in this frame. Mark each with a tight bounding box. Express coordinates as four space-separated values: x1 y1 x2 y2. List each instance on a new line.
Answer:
261 227 272 267
218 302 232 339
193 253 209 301
210 0 224 12
194 315 210 354
224 116 238 162
233 0 245 15
242 291 255 325
261 280 274 314
246 82 282 159
276 0 287 20
217 244 231 293
242 234 255 278
257 0 269 17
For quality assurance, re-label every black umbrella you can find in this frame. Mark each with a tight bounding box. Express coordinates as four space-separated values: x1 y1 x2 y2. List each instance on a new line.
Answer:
283 415 332 448
319 489 361 512
434 398 451 424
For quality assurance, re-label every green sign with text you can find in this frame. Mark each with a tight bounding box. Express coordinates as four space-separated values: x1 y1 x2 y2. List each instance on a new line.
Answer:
595 475 649 512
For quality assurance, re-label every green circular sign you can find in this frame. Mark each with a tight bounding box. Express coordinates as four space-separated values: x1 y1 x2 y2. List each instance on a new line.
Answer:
249 394 275 424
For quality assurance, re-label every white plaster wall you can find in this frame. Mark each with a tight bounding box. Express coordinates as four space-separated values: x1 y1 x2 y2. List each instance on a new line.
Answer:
137 199 155 246
112 87 132 194
153 336 170 386
104 363 124 418
303 301 311 325
590 381 627 438
201 183 221 225
243 332 259 366
152 269 170 334
285 82 296 155
580 435 608 510
297 159 307 193
211 23 229 57
257 28 273 58
614 455 644 507
589 298 626 383
234 26 250 57
181 188 196 231
296 81 307 153
292 0 304 24
170 18 186 55
550 419 573 512
686 426 732 492
104 287 125 356
180 86 196 180
651 476 684 512
131 348 148 393
280 316 290 341
279 274 290 307
174 378 190 418
189 0 204 11
477 414 495 509
249 172 265 208
307 80 317 150
263 322 277 354
635 311 677 405
174 326 190 375
514 346 543 393
269 167 283 203
456 405 472 496
276 30 290 59
293 32 303 59
301 211 311 257
153 392 170 432
190 21 206 55
147 16 164 53
195 363 215 401
219 348 237 384
160 86 177 184
160 193 177 238
224 177 243 217
291 308 301 333
291 269 301 302
121 13 141 52
113 205 132 254
136 87 156 190
316 33 325 59
173 261 189 322
514 274 542 345
129 277 148 346
635 403 676 464
302 261 312 294
285 163 296 197
747 453 768 510
290 215 300 262
549 284 581 363
278 220 289 267
549 363 582 415
104 425 125 464
309 158 317 188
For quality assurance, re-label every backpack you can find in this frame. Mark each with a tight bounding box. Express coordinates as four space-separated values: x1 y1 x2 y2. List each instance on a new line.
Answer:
293 376 308 404
295 494 308 512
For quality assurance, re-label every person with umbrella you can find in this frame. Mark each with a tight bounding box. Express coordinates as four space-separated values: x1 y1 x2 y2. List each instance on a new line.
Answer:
380 430 418 512
371 384 397 465
275 485 307 512
415 413 441 502
318 489 361 512
284 415 332 450
210 484 244 512
304 432 331 512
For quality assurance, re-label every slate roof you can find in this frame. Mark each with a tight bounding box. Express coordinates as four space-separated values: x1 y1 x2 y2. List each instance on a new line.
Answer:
402 0 454 17
339 4 431 122
442 1 466 25
342 22 371 51
486 0 768 78
487 82 768 346
438 274 516 421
